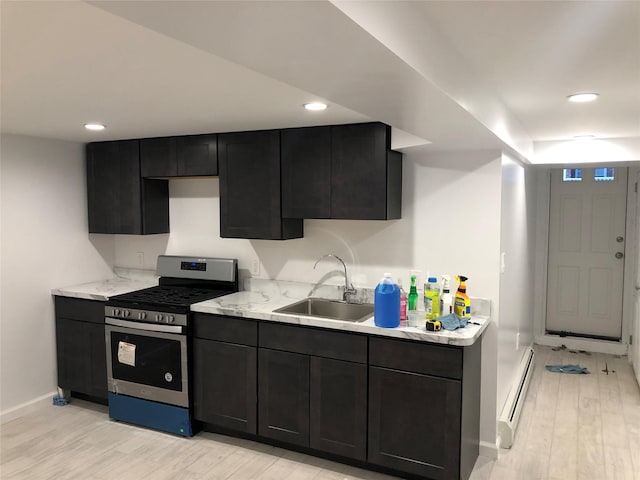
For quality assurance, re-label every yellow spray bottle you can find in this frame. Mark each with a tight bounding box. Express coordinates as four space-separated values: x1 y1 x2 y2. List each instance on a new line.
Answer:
453 275 471 318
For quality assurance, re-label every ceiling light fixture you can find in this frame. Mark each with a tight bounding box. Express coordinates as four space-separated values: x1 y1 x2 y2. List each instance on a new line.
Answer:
84 123 106 131
574 135 595 140
567 93 599 103
304 102 327 111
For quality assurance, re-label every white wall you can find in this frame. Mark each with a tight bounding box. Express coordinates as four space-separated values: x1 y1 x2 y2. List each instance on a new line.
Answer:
114 148 504 448
496 154 538 421
0 134 115 420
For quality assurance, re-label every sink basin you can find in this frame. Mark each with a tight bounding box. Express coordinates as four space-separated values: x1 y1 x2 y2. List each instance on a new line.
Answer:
274 298 374 323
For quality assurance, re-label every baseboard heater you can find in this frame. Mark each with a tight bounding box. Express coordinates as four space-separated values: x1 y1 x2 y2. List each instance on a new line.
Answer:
498 347 535 449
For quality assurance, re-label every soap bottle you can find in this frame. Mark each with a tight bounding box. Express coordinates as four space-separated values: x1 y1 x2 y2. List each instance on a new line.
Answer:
407 274 419 327
440 275 453 316
374 273 400 328
398 279 408 326
454 275 471 318
424 276 440 320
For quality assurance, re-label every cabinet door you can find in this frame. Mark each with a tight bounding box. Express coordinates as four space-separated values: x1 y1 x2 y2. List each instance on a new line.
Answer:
87 140 141 234
258 349 309 446
177 134 217 176
368 366 461 480
331 123 391 220
281 126 331 218
193 339 256 434
218 130 302 239
87 140 169 234
55 318 107 400
140 137 177 177
310 357 366 461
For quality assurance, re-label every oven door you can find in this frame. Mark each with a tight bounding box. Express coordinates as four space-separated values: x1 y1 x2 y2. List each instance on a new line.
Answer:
105 318 189 408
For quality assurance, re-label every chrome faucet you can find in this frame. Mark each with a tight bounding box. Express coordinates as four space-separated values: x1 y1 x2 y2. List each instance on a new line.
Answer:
313 254 357 303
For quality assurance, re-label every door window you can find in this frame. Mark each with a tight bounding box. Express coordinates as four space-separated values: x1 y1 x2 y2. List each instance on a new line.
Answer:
562 168 583 182
594 167 615 182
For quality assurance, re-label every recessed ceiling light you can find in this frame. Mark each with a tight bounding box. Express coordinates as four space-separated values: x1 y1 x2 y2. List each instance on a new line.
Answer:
567 93 599 103
84 123 106 131
304 102 327 111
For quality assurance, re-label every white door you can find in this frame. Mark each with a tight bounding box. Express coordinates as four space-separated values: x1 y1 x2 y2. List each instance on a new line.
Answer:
634 170 640 386
546 167 627 339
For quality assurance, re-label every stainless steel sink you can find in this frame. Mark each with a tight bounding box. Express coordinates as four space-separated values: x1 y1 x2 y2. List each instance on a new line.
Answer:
273 298 374 323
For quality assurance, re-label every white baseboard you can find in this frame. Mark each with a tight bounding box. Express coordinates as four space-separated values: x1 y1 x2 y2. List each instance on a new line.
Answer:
0 391 56 425
535 334 628 356
479 440 499 460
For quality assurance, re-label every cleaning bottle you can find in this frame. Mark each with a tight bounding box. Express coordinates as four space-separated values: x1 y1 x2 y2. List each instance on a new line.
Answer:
398 279 408 326
454 275 471 318
407 274 419 327
374 273 400 328
440 275 453 316
424 276 440 320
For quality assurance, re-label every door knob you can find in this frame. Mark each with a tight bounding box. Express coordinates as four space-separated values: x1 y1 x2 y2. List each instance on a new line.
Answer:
615 252 624 259
616 236 624 243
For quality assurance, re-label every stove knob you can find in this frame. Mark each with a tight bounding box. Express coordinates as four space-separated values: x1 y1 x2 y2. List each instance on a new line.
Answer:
123 310 131 318
138 312 147 320
114 309 121 316
156 314 163 322
167 315 175 324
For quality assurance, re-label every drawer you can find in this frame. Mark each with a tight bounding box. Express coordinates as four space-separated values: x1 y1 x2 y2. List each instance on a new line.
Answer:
193 313 257 346
259 322 367 364
369 336 463 380
54 296 105 324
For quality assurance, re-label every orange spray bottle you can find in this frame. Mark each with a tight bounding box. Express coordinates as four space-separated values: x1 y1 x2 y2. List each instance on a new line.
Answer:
453 275 471 318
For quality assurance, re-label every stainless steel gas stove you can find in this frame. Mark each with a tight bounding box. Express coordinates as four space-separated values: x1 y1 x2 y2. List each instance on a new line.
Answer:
104 255 238 436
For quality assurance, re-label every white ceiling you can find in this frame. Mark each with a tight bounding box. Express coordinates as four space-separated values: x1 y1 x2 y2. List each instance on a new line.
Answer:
2 1 639 163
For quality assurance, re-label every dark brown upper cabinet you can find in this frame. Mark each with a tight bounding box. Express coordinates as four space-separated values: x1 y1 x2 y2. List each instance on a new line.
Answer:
140 134 218 177
87 140 169 234
218 130 303 240
281 122 402 220
281 126 332 219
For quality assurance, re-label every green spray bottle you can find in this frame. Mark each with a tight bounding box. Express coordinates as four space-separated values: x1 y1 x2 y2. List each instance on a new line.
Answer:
407 274 419 326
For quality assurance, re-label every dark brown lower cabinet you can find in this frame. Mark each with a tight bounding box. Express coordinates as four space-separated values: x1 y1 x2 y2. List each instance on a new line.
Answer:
54 297 107 401
310 357 367 461
368 367 461 479
258 348 310 446
257 349 368 462
257 322 368 461
186 313 481 480
192 314 258 434
368 336 481 480
193 338 257 434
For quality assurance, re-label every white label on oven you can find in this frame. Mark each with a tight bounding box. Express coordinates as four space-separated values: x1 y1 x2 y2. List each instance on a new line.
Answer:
164 372 173 383
117 341 136 367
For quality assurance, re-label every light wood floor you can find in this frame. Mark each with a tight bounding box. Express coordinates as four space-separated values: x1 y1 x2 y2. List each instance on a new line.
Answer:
1 345 639 480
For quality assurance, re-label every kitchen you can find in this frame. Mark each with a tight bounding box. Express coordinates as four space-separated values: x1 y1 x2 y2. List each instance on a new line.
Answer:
2 1 640 479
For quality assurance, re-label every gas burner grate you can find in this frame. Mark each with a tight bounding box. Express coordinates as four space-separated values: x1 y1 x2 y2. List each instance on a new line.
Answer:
112 286 228 307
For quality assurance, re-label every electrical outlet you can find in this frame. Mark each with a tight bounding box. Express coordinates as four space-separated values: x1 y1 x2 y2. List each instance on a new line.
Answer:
250 259 260 276
136 252 144 266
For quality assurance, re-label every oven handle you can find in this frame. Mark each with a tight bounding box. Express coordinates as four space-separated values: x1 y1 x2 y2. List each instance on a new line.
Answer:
105 317 185 334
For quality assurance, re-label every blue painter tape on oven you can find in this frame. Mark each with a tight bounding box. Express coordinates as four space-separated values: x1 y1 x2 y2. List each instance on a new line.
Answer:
108 393 193 437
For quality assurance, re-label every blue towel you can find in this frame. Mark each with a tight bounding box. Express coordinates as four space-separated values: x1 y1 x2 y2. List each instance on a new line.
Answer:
437 313 468 331
545 364 590 374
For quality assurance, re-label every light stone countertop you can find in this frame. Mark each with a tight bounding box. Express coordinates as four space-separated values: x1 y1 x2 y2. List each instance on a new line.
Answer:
191 278 490 347
52 274 490 346
51 267 158 301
